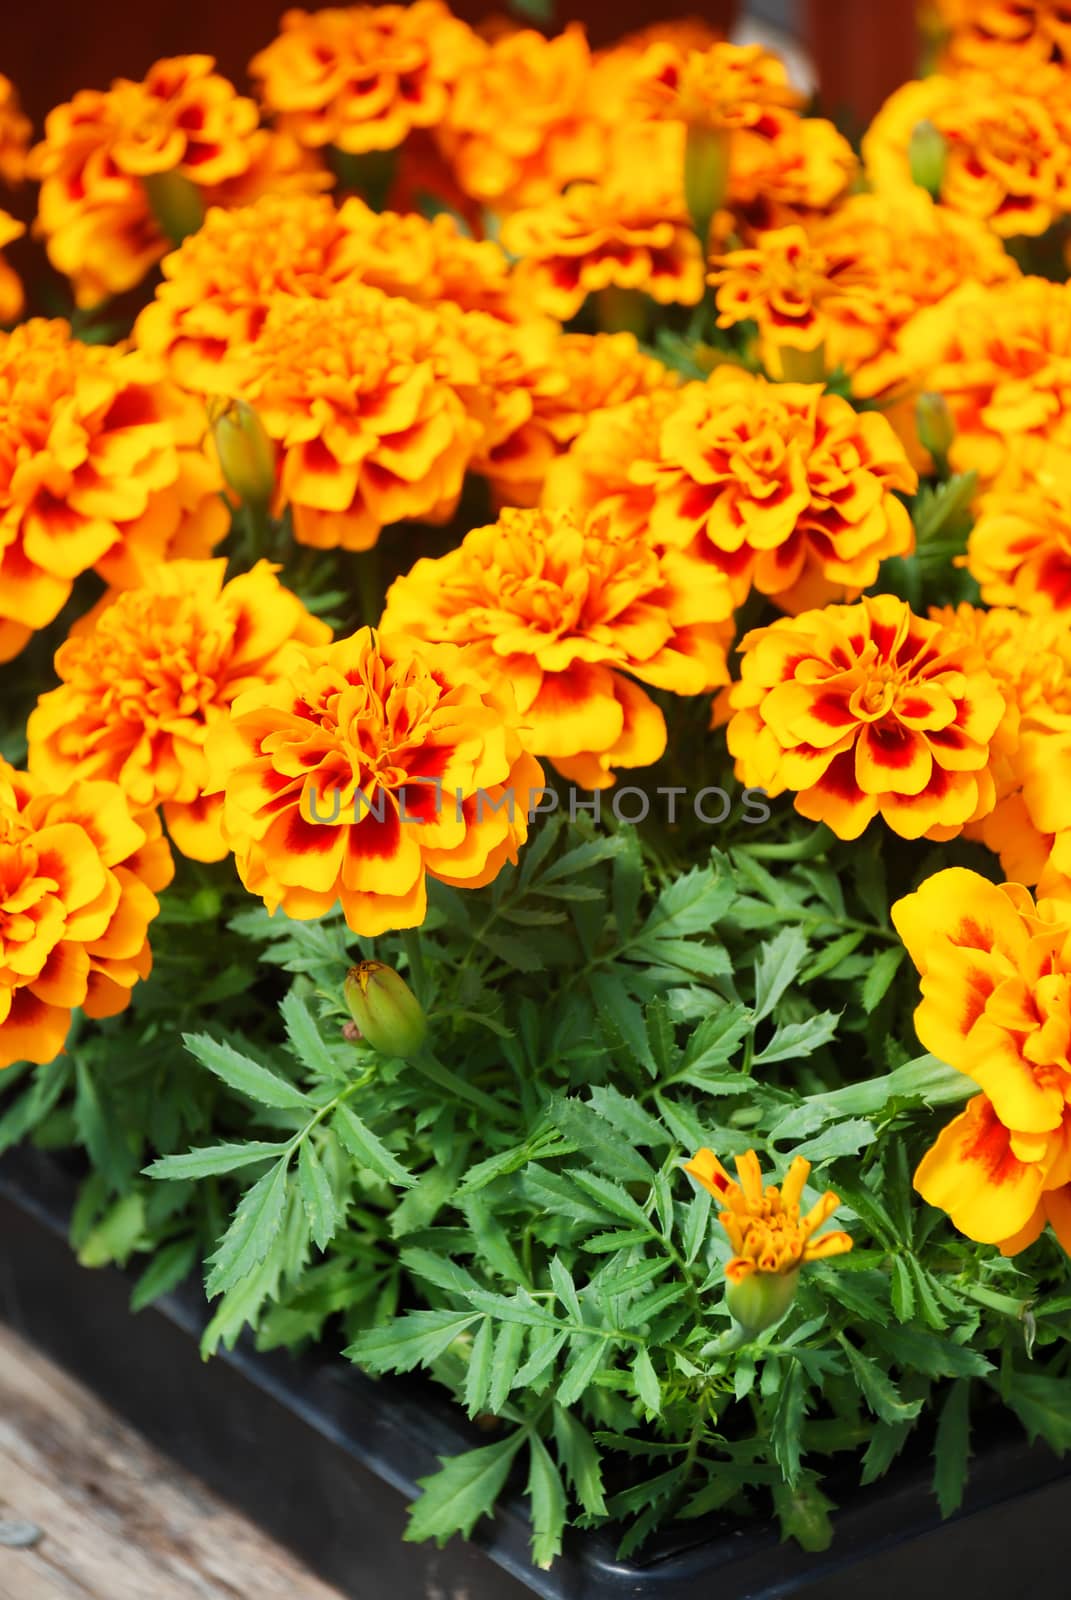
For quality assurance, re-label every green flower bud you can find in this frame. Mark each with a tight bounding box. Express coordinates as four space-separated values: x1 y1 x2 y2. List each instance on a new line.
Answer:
908 120 947 199
915 391 955 470
343 961 427 1060
210 399 276 508
726 1265 800 1337
141 169 205 247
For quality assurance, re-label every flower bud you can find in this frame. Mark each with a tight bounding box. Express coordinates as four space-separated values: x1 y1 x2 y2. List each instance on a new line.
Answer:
915 391 955 470
210 399 276 508
141 169 205 246
908 119 947 199
343 961 427 1060
726 1265 799 1336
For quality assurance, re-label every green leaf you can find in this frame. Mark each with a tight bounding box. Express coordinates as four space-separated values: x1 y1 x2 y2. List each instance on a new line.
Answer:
333 1102 415 1188
772 1472 835 1553
553 1405 608 1518
74 1059 133 1187
543 835 627 883
488 1321 527 1413
890 1255 916 1322
550 1099 656 1186
872 1325 992 1380
838 1337 923 1426
683 1188 712 1267
183 1033 312 1111
588 1085 672 1150
752 1012 840 1067
772 1360 809 1486
570 1170 651 1229
633 1347 661 1414
298 1139 340 1251
792 1119 877 1164
401 1247 481 1297
348 1309 480 1373
933 1381 972 1517
754 927 809 1022
144 1141 289 1182
862 947 904 1013
280 989 340 1079
557 1338 612 1407
682 1004 752 1073
407 1433 526 1548
129 1237 199 1313
527 1436 567 1569
77 1192 145 1269
1002 1371 1071 1453
464 1317 494 1417
590 974 654 1073
549 1255 583 1323
205 1157 291 1296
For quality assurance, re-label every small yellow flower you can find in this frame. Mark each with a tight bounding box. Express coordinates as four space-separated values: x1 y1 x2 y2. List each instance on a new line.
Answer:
685 1147 852 1288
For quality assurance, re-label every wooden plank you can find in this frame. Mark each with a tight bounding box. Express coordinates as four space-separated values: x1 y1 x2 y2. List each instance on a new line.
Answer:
0 1324 346 1600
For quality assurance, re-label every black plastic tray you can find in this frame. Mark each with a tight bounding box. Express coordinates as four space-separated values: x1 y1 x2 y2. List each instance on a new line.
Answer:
1 1144 1068 1600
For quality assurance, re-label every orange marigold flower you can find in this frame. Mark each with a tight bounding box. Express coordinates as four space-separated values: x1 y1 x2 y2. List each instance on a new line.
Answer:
205 627 544 935
966 442 1071 614
0 74 31 187
249 2 481 155
543 386 690 542
633 368 916 610
436 24 606 211
0 760 173 1069
893 867 1071 1256
380 505 733 790
634 39 800 131
26 560 330 863
0 319 227 664
27 55 326 308
230 285 479 551
937 0 1071 67
864 71 1071 239
501 127 704 321
684 1148 852 1285
728 112 857 227
726 595 1007 841
894 277 1071 486
0 209 24 324
708 222 885 379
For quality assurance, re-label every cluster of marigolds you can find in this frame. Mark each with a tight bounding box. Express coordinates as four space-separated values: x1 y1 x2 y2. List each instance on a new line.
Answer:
3 0 1071 1297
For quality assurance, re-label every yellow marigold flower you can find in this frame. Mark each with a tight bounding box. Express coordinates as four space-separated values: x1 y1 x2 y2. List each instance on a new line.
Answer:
0 319 227 664
966 442 1071 615
635 39 800 131
708 222 885 380
893 867 1071 1256
894 277 1071 486
26 560 330 863
864 71 1071 239
380 505 733 790
27 55 326 308
633 368 916 611
0 74 31 187
729 112 857 228
501 127 705 321
937 0 1071 67
543 387 690 543
437 24 605 211
0 209 24 324
250 2 481 155
931 602 1071 885
230 285 479 551
205 627 544 935
726 595 1007 841
684 1148 852 1286
0 760 173 1069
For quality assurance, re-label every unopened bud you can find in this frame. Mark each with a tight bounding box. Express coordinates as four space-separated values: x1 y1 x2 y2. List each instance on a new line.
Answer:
915 391 955 470
908 120 947 199
343 961 427 1060
210 399 276 507
142 168 205 246
726 1266 799 1336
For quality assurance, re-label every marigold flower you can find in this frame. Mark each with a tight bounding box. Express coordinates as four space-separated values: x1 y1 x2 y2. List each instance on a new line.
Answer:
0 760 172 1069
726 595 1007 841
229 285 480 551
684 1148 852 1288
635 39 801 131
380 505 733 789
27 55 326 308
966 442 1071 615
708 222 885 380
864 71 1071 239
436 24 605 211
894 277 1071 485
0 209 24 324
205 627 544 935
937 0 1071 67
543 387 690 543
501 127 704 321
250 3 481 155
0 319 227 664
0 74 31 187
26 560 330 862
893 868 1071 1256
633 368 917 610
729 113 857 228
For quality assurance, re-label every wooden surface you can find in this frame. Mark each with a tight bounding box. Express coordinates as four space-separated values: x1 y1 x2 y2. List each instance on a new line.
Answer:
0 1323 345 1600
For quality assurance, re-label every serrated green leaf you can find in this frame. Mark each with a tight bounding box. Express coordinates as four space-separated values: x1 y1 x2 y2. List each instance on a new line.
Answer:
633 1347 661 1414
464 1316 494 1417
549 1255 583 1322
682 1004 752 1072
298 1139 339 1251
754 927 809 1022
557 1337 612 1406
793 1119 877 1164
934 1380 972 1516
890 1254 916 1321
590 974 654 1073
348 1308 480 1373
683 1187 712 1267
406 1432 526 1547
206 1156 290 1296
543 835 627 883
280 989 339 1079
488 1320 527 1413
144 1141 289 1182
333 1101 415 1187
129 1236 198 1313
772 1472 835 1552
183 1033 312 1111
77 1192 145 1269
839 1337 923 1425
752 1012 840 1067
528 1435 567 1569
1001 1370 1071 1452
772 1360 809 1486
861 947 904 1013
872 1325 992 1380
552 1405 608 1518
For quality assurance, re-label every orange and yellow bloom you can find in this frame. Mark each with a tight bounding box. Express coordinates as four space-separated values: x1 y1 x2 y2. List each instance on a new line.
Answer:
726 596 1006 841
205 627 544 935
381 504 733 789
26 560 330 862
966 443 1071 616
894 868 1071 1256
0 761 172 1069
684 1147 852 1287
